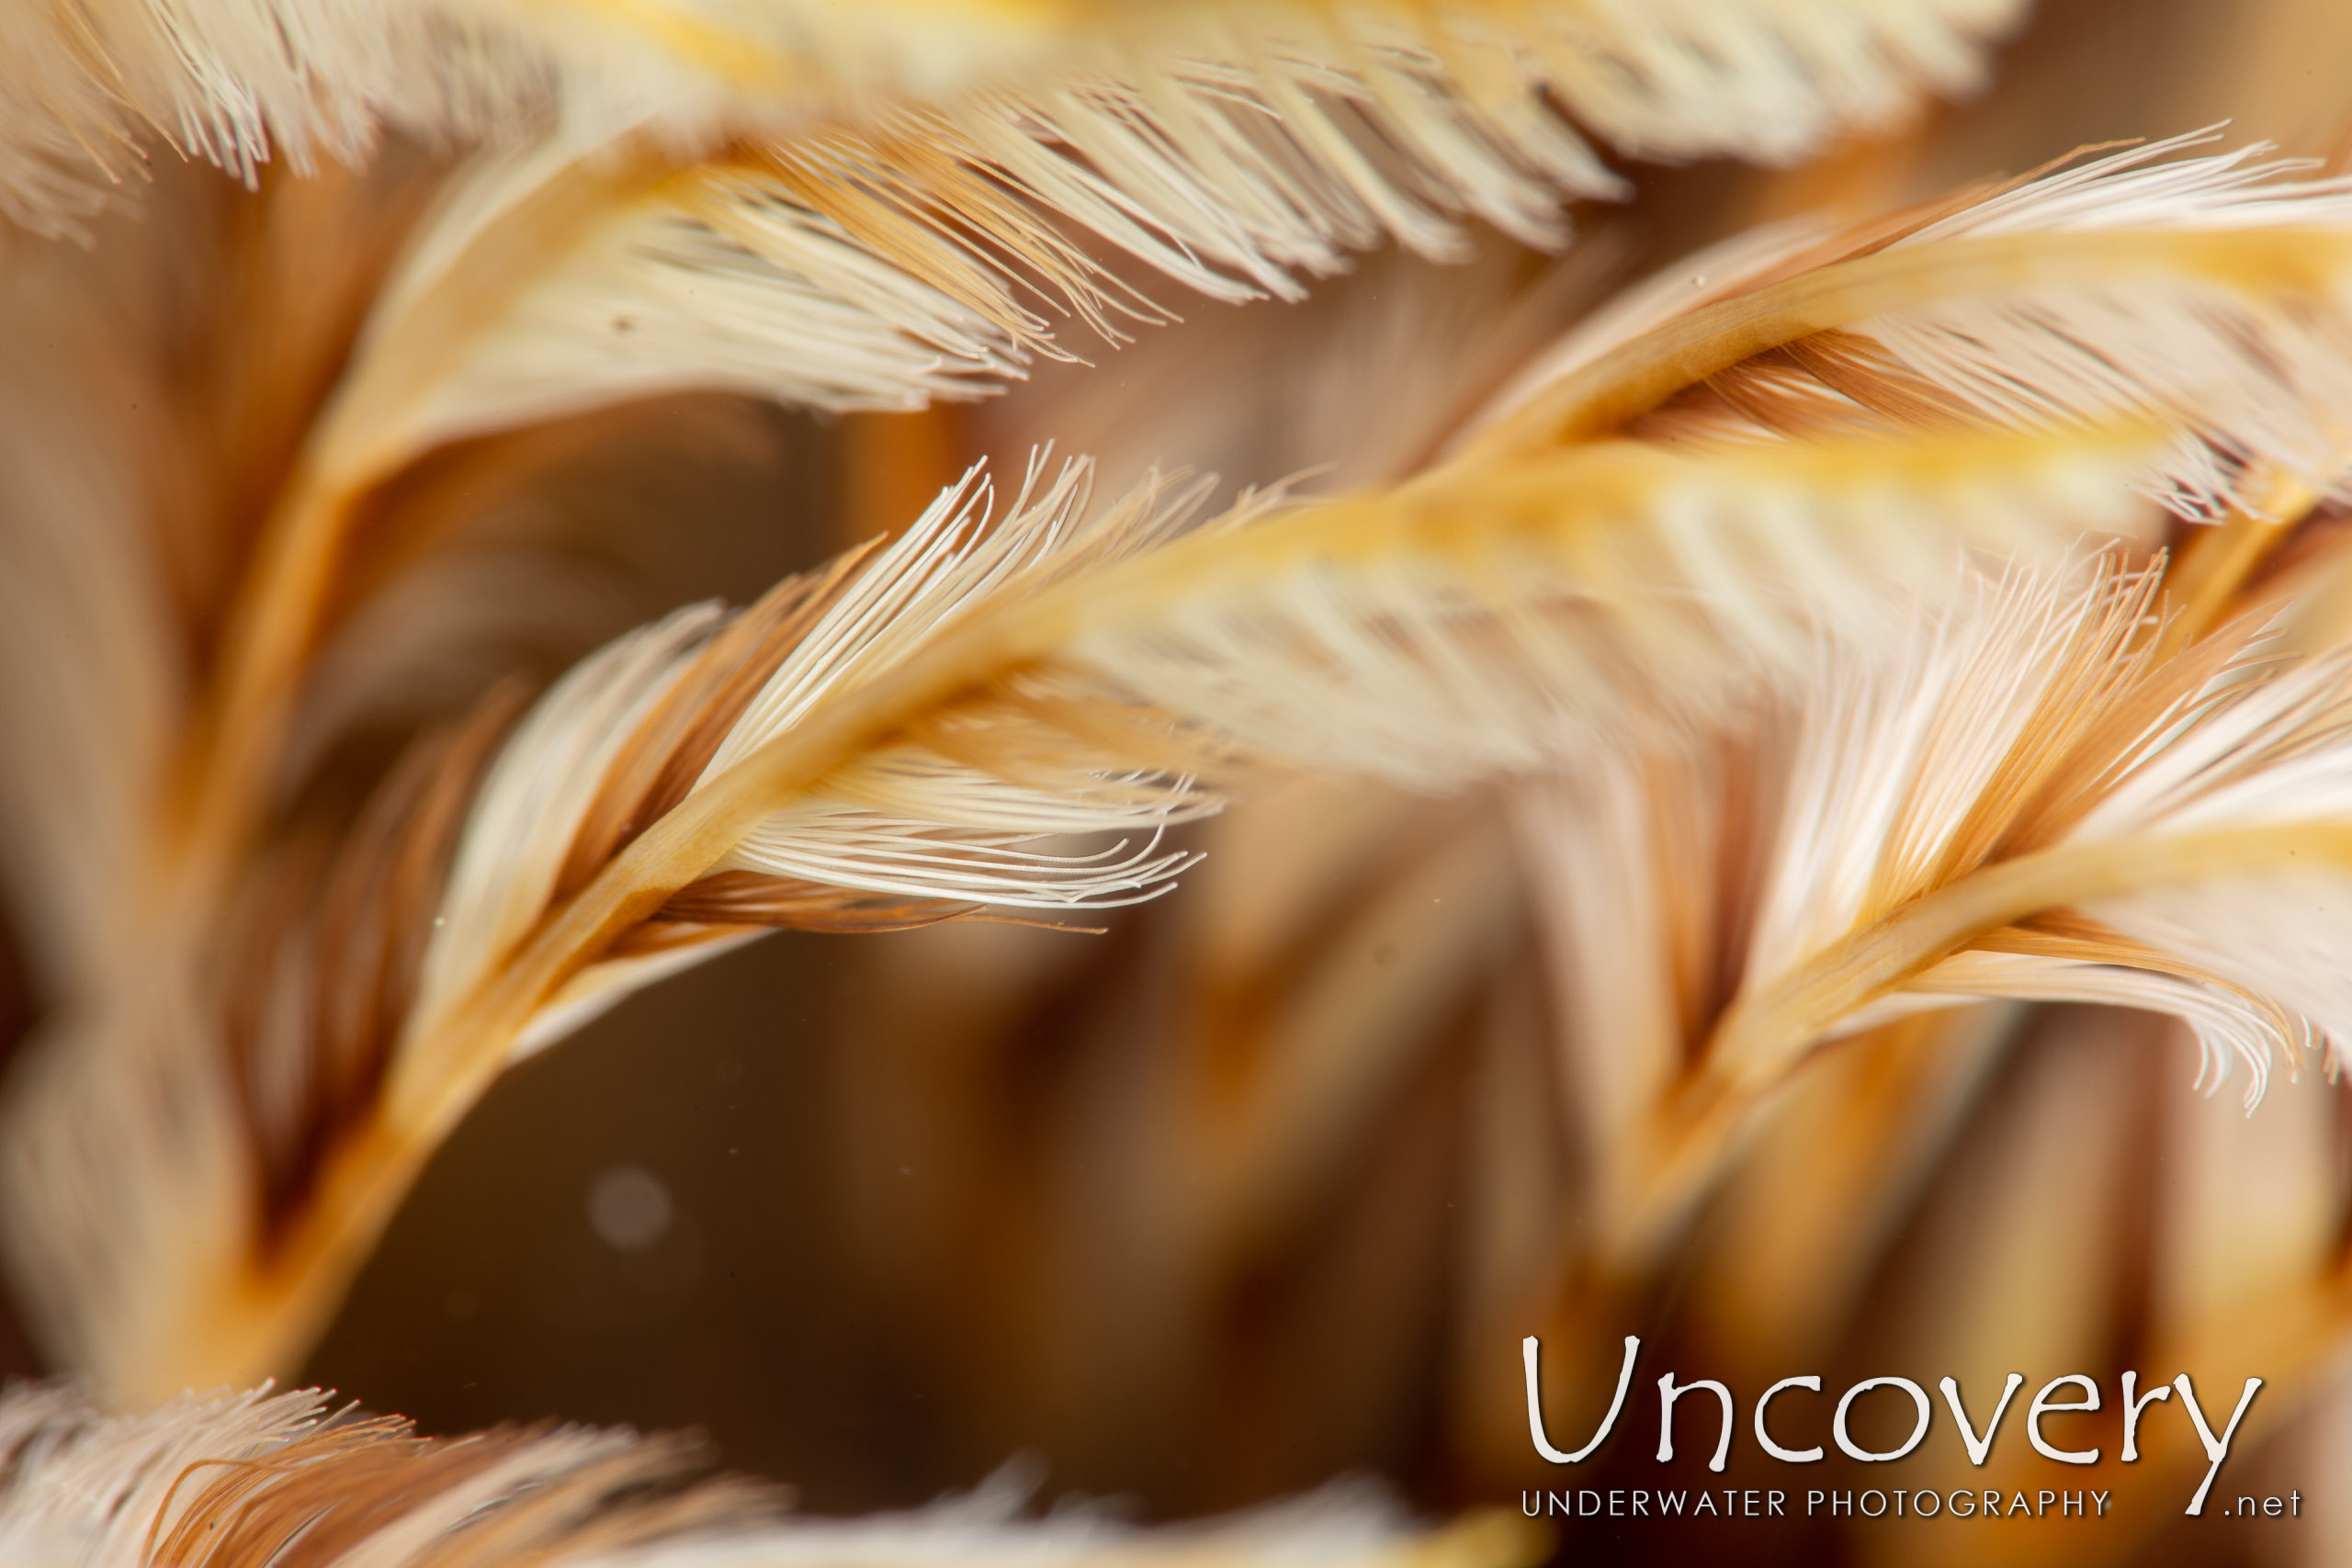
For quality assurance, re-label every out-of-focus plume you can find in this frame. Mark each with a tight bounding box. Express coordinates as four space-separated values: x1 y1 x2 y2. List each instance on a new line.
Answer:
0 1382 1532 1568
0 0 2029 242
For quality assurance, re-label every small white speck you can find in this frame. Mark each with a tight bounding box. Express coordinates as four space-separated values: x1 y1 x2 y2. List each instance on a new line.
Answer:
1691 274 1708 287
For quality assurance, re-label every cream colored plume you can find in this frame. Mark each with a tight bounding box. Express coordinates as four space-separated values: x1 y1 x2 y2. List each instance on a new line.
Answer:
1516 550 2352 1285
1467 131 2352 518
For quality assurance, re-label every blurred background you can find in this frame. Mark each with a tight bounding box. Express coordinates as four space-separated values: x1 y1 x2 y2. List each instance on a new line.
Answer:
7 0 2352 1563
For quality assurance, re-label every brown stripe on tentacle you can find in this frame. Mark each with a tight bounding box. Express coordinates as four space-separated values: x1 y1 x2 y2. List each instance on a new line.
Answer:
625 868 980 949
551 546 878 905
